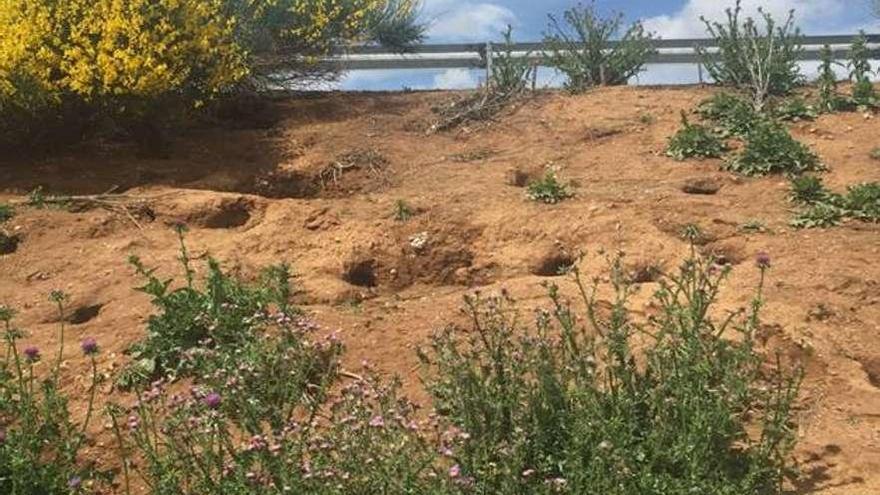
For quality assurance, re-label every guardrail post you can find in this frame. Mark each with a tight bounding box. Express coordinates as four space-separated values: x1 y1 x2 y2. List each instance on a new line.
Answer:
485 41 493 86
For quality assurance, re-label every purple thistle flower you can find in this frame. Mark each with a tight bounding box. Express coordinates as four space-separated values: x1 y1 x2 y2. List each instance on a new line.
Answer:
23 346 40 363
448 464 461 478
368 415 385 428
80 337 99 356
68 476 82 489
756 252 771 269
203 392 222 410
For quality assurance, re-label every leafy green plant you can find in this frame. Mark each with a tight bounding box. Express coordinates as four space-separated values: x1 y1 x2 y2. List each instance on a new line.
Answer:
666 112 728 160
0 204 12 223
788 176 880 228
699 1 804 110
848 32 877 108
845 182 880 221
698 92 764 137
491 25 534 94
0 298 102 493
393 199 415 222
816 45 852 113
419 246 800 495
726 120 822 176
544 2 655 92
791 202 845 228
526 171 573 204
771 96 816 121
789 175 837 205
119 227 293 388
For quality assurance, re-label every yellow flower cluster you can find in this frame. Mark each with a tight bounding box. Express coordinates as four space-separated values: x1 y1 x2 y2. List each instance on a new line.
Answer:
0 0 246 106
288 0 415 51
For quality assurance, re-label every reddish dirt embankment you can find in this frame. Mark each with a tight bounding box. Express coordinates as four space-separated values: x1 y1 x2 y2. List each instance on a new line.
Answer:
1 86 879 494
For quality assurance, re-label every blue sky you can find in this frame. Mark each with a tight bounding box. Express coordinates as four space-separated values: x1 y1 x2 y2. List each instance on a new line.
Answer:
339 0 879 90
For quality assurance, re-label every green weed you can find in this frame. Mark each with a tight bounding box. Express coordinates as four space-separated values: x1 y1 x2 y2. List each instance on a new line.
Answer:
698 92 764 137
666 113 728 160
420 246 800 494
0 204 12 223
726 121 822 176
393 199 415 222
526 171 573 204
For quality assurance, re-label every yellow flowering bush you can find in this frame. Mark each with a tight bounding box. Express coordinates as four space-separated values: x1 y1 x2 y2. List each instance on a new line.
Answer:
0 0 423 149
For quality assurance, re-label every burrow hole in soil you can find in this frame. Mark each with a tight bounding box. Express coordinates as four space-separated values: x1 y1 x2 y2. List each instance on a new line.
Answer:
0 234 19 255
628 263 663 284
532 254 576 277
343 259 378 287
69 304 103 325
203 201 252 229
705 244 746 267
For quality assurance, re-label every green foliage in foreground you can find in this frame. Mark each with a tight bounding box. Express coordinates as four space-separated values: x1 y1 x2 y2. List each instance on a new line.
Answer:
1 235 802 494
666 113 728 160
118 227 293 388
1 296 101 493
790 176 880 228
420 249 800 495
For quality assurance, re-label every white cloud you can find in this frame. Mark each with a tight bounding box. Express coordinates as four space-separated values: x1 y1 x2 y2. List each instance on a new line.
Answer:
643 0 853 38
432 68 479 89
425 2 517 41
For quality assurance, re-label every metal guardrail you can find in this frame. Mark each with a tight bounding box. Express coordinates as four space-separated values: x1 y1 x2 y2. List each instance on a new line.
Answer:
323 34 880 74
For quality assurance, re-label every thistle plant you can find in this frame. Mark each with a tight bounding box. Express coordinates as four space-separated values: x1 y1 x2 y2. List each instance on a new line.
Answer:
0 302 102 493
419 246 801 494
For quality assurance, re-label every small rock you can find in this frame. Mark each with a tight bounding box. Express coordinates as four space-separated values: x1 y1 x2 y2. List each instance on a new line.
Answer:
681 177 722 195
408 232 429 252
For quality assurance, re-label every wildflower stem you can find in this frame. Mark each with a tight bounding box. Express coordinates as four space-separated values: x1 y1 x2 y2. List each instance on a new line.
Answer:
73 356 99 454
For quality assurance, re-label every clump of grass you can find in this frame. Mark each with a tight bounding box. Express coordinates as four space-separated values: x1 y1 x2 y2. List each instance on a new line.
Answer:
393 199 415 221
726 120 822 176
698 92 764 137
666 113 728 160
526 170 573 204
420 246 801 494
870 147 880 161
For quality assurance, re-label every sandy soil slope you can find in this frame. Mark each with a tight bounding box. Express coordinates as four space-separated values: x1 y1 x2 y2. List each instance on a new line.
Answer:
1 86 879 493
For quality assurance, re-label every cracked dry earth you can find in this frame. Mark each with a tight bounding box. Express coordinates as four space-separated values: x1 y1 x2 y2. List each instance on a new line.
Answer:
1 85 879 493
